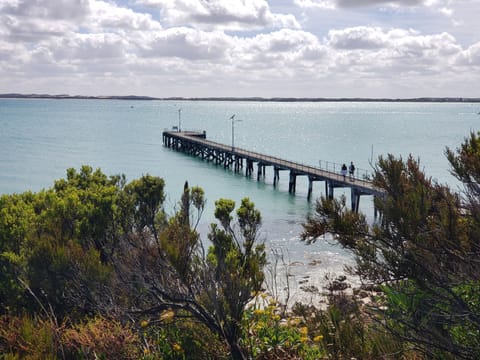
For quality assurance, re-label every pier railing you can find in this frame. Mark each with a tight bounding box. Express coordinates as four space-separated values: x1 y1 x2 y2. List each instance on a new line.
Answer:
317 160 372 182
233 148 371 184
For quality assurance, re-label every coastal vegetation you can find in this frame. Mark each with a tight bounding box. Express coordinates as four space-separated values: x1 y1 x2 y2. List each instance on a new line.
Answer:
1 132 480 358
303 131 480 359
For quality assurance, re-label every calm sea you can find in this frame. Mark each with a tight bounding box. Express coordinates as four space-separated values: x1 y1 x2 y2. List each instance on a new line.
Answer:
1 99 479 295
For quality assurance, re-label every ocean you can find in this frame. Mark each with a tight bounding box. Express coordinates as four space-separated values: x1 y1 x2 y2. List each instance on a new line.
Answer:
1 99 478 300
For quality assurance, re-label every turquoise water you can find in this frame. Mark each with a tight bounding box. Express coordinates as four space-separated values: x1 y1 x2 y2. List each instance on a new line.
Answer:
1 99 479 293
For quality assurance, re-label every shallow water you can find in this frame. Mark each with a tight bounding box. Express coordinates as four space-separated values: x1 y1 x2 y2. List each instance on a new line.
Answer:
1 99 478 300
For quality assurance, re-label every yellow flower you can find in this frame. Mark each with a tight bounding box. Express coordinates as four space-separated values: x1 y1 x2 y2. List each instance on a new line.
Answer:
299 326 308 336
254 308 265 316
172 343 182 352
300 336 309 343
140 320 149 328
313 335 324 343
160 309 175 323
255 321 266 331
273 314 281 321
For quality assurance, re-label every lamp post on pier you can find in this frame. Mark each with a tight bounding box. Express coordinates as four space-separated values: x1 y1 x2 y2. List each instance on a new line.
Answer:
177 108 182 132
230 114 242 151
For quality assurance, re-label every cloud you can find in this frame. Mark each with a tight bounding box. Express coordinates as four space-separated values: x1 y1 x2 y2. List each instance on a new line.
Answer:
0 0 91 21
237 29 323 63
0 39 25 62
0 0 162 42
294 0 447 10
1 22 473 97
0 15 75 42
51 33 127 61
0 0 90 41
456 42 480 66
137 0 300 30
324 27 463 82
335 0 423 8
0 0 478 97
136 27 232 60
87 1 162 31
327 26 388 49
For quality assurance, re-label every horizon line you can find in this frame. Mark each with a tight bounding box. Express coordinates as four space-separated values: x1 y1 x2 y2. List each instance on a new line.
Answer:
1 93 480 103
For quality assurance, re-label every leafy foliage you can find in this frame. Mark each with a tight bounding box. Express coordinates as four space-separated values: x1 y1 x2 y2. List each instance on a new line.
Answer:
204 197 266 358
0 166 269 359
242 294 326 359
140 310 229 360
302 133 480 359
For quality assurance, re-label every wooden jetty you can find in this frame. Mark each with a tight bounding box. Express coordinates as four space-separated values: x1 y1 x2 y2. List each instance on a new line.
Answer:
162 131 384 212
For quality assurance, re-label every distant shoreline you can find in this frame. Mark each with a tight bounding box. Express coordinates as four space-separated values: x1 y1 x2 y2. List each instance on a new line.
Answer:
1 93 480 103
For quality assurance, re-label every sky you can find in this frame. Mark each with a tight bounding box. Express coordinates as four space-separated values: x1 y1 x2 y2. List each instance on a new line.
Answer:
0 0 479 98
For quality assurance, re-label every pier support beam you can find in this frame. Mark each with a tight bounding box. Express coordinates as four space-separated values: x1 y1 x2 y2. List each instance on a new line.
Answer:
308 178 313 200
373 195 383 221
234 157 243 172
351 189 361 213
289 171 297 193
273 168 280 188
257 163 263 181
326 180 334 199
246 160 254 177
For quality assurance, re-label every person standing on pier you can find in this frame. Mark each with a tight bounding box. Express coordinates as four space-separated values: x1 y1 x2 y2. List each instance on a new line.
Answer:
341 163 347 181
349 161 355 180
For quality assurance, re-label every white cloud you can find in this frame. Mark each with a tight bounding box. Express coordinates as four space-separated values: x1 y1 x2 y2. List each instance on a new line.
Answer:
0 0 162 42
0 0 91 21
0 15 75 42
294 0 429 8
293 0 335 9
327 26 388 49
293 0 457 16
328 29 458 90
136 27 232 60
456 42 480 66
226 29 326 79
87 1 162 31
51 33 127 61
137 0 300 30
0 0 479 97
0 39 25 62
0 0 89 42
335 0 424 7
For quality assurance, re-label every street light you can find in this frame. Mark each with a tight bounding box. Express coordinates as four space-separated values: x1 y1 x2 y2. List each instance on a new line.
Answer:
230 114 242 151
177 108 182 132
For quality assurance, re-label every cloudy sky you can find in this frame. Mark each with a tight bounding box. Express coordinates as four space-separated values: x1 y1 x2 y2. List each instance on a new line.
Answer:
0 0 479 98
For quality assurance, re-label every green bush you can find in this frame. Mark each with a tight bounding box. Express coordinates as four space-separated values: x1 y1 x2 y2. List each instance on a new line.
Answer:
139 310 228 359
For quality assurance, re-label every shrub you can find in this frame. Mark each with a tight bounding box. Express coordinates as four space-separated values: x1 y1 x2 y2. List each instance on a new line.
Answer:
140 311 229 359
0 314 60 359
62 317 141 359
242 294 325 359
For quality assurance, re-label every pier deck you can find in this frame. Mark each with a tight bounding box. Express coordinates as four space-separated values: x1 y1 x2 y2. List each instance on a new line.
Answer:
162 131 383 212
